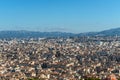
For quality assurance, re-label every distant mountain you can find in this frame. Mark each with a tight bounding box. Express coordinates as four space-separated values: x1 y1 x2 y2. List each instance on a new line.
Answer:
0 28 120 38
96 28 120 36
0 31 75 39
77 27 120 36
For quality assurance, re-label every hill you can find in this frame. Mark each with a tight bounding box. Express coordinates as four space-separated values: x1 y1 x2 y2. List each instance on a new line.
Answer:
0 28 120 38
0 31 75 38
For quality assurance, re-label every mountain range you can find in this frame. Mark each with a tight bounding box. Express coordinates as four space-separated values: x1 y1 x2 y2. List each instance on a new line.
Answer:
0 28 120 38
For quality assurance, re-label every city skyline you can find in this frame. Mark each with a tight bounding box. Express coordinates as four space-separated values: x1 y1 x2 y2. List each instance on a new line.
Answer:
0 0 120 33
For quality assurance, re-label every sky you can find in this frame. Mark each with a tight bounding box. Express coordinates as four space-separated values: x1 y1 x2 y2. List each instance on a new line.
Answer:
0 0 120 33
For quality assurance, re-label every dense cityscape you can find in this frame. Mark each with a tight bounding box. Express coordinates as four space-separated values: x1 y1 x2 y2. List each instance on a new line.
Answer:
0 36 119 80
1 0 120 80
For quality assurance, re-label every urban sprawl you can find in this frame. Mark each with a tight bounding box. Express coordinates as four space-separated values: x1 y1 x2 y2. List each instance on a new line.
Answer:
0 36 120 80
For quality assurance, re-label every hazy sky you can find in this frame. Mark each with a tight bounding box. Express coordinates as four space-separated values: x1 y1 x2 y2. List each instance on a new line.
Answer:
0 0 120 33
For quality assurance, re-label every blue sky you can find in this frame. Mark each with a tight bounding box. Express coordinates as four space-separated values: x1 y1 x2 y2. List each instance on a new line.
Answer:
0 0 120 33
